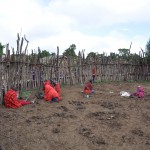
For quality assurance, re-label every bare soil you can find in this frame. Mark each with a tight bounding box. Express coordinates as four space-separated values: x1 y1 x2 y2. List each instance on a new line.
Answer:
0 82 150 150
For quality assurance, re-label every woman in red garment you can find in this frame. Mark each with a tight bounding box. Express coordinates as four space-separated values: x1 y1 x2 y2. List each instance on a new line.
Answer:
43 80 61 102
84 79 94 94
4 86 33 109
92 67 96 82
130 86 144 98
50 80 61 97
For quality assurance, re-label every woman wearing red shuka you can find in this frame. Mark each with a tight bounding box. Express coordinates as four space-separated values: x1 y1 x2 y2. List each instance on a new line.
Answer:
43 80 52 91
84 79 94 94
43 80 62 102
130 86 144 98
92 67 96 82
4 86 34 109
50 80 61 97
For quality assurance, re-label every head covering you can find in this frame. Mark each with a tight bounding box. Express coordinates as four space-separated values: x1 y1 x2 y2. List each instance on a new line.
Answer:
89 79 92 83
137 86 144 92
52 80 57 86
44 80 50 86
50 79 54 84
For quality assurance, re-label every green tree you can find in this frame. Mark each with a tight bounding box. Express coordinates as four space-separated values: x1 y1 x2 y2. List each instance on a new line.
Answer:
118 48 131 61
145 38 150 64
39 50 51 58
63 44 77 57
118 48 130 57
86 52 96 59
50 52 56 56
146 38 150 54
109 52 119 60
0 42 5 55
129 53 141 63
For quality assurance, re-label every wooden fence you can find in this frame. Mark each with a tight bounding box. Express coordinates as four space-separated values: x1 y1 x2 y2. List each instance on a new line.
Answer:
0 34 150 103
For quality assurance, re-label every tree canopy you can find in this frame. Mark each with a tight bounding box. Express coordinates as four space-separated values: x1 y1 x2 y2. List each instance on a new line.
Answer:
145 38 150 64
37 49 56 58
63 44 77 57
86 52 96 59
0 42 5 55
40 50 51 58
145 38 150 56
118 48 130 57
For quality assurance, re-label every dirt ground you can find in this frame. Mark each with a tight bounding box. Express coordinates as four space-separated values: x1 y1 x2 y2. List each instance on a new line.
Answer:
0 82 150 150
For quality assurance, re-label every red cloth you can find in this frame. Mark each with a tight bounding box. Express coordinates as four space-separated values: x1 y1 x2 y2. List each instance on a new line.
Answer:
54 83 61 96
92 68 96 75
4 89 30 108
43 80 52 91
84 89 91 94
84 82 92 94
20 100 31 105
135 86 144 98
44 81 61 101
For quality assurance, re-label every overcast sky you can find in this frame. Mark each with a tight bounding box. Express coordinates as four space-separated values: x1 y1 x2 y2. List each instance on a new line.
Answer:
0 0 150 55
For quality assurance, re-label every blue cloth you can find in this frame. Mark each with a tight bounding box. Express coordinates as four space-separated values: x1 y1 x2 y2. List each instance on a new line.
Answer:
51 98 58 102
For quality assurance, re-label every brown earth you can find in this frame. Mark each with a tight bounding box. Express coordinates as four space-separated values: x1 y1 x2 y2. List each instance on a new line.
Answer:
0 82 150 150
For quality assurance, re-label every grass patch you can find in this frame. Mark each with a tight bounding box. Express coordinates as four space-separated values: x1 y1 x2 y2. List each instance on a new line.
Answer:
19 90 33 99
19 89 37 99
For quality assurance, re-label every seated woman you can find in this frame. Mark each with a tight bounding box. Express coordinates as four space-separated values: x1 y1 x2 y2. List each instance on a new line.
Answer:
4 86 34 109
43 80 61 102
50 80 61 97
83 79 94 94
130 86 144 98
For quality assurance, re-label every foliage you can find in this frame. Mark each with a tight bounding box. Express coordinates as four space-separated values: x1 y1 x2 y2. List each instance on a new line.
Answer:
19 90 33 99
97 53 105 58
109 52 119 60
39 50 51 58
145 38 150 55
129 53 141 63
118 48 130 58
145 38 150 64
86 52 96 59
35 48 56 58
63 44 77 57
0 42 5 55
50 52 56 56
118 48 137 62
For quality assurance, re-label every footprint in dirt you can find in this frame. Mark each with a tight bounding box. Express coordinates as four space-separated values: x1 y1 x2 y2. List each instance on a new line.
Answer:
131 128 144 137
53 112 65 118
78 126 106 147
91 136 106 146
101 102 122 109
57 106 69 112
68 101 85 106
142 113 150 123
88 111 119 120
122 135 135 144
78 127 93 138
30 115 43 120
68 101 86 110
53 112 77 119
107 121 122 130
26 115 43 124
0 145 5 150
52 128 60 134
76 105 86 110
26 119 31 123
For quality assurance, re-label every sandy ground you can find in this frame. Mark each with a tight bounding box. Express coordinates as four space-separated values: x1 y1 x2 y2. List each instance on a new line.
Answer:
0 82 150 150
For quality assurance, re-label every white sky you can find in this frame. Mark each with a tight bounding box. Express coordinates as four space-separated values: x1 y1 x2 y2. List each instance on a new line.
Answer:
0 0 150 55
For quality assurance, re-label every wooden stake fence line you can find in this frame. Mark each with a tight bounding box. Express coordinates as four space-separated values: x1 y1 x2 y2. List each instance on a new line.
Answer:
0 33 150 104
0 59 150 83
